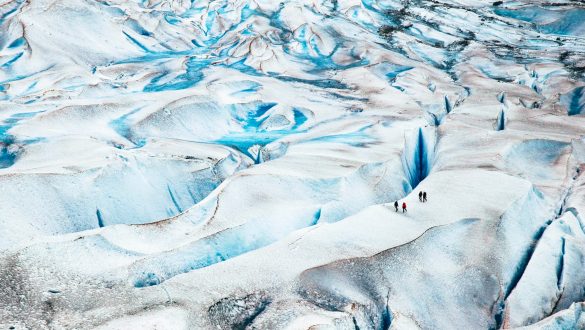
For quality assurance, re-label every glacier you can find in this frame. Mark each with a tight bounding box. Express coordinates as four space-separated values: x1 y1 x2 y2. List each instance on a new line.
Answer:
1 0 585 329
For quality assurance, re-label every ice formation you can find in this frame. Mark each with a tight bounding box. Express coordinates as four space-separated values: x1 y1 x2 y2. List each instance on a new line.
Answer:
0 0 584 329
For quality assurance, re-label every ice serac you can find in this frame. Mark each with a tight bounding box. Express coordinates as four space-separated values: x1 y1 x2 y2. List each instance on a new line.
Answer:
1 0 585 329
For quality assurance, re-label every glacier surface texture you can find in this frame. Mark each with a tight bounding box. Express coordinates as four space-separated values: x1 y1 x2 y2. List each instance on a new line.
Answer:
1 0 585 329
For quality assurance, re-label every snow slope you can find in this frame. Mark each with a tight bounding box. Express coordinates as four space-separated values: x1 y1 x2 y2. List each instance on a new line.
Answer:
1 0 585 329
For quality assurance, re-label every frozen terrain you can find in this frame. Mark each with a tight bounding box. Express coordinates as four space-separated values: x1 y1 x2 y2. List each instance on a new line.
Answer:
0 0 585 328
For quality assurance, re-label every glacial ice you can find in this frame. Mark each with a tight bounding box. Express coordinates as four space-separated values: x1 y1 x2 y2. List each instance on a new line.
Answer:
1 0 585 329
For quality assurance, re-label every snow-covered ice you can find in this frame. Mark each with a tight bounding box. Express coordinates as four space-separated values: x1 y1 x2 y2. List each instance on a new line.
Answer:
1 0 585 329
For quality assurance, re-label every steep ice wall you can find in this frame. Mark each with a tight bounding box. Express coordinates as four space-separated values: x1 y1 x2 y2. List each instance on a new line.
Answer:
401 126 436 189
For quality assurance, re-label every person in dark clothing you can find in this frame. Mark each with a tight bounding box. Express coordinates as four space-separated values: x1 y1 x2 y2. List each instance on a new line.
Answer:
423 191 427 202
394 201 399 212
402 202 407 213
418 191 423 202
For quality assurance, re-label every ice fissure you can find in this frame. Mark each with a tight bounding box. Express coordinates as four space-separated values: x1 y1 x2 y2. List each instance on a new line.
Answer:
495 109 506 131
402 127 436 189
96 209 105 228
494 201 560 330
556 237 566 290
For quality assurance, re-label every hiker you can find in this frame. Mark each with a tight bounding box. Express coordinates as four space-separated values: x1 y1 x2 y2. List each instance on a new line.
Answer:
394 201 399 212
402 202 407 213
418 191 423 202
423 191 427 202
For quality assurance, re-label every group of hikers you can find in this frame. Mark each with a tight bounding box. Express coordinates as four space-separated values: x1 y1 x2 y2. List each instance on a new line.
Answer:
394 191 428 213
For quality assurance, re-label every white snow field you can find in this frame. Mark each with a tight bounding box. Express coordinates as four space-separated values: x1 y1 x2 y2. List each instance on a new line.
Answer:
1 0 585 328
